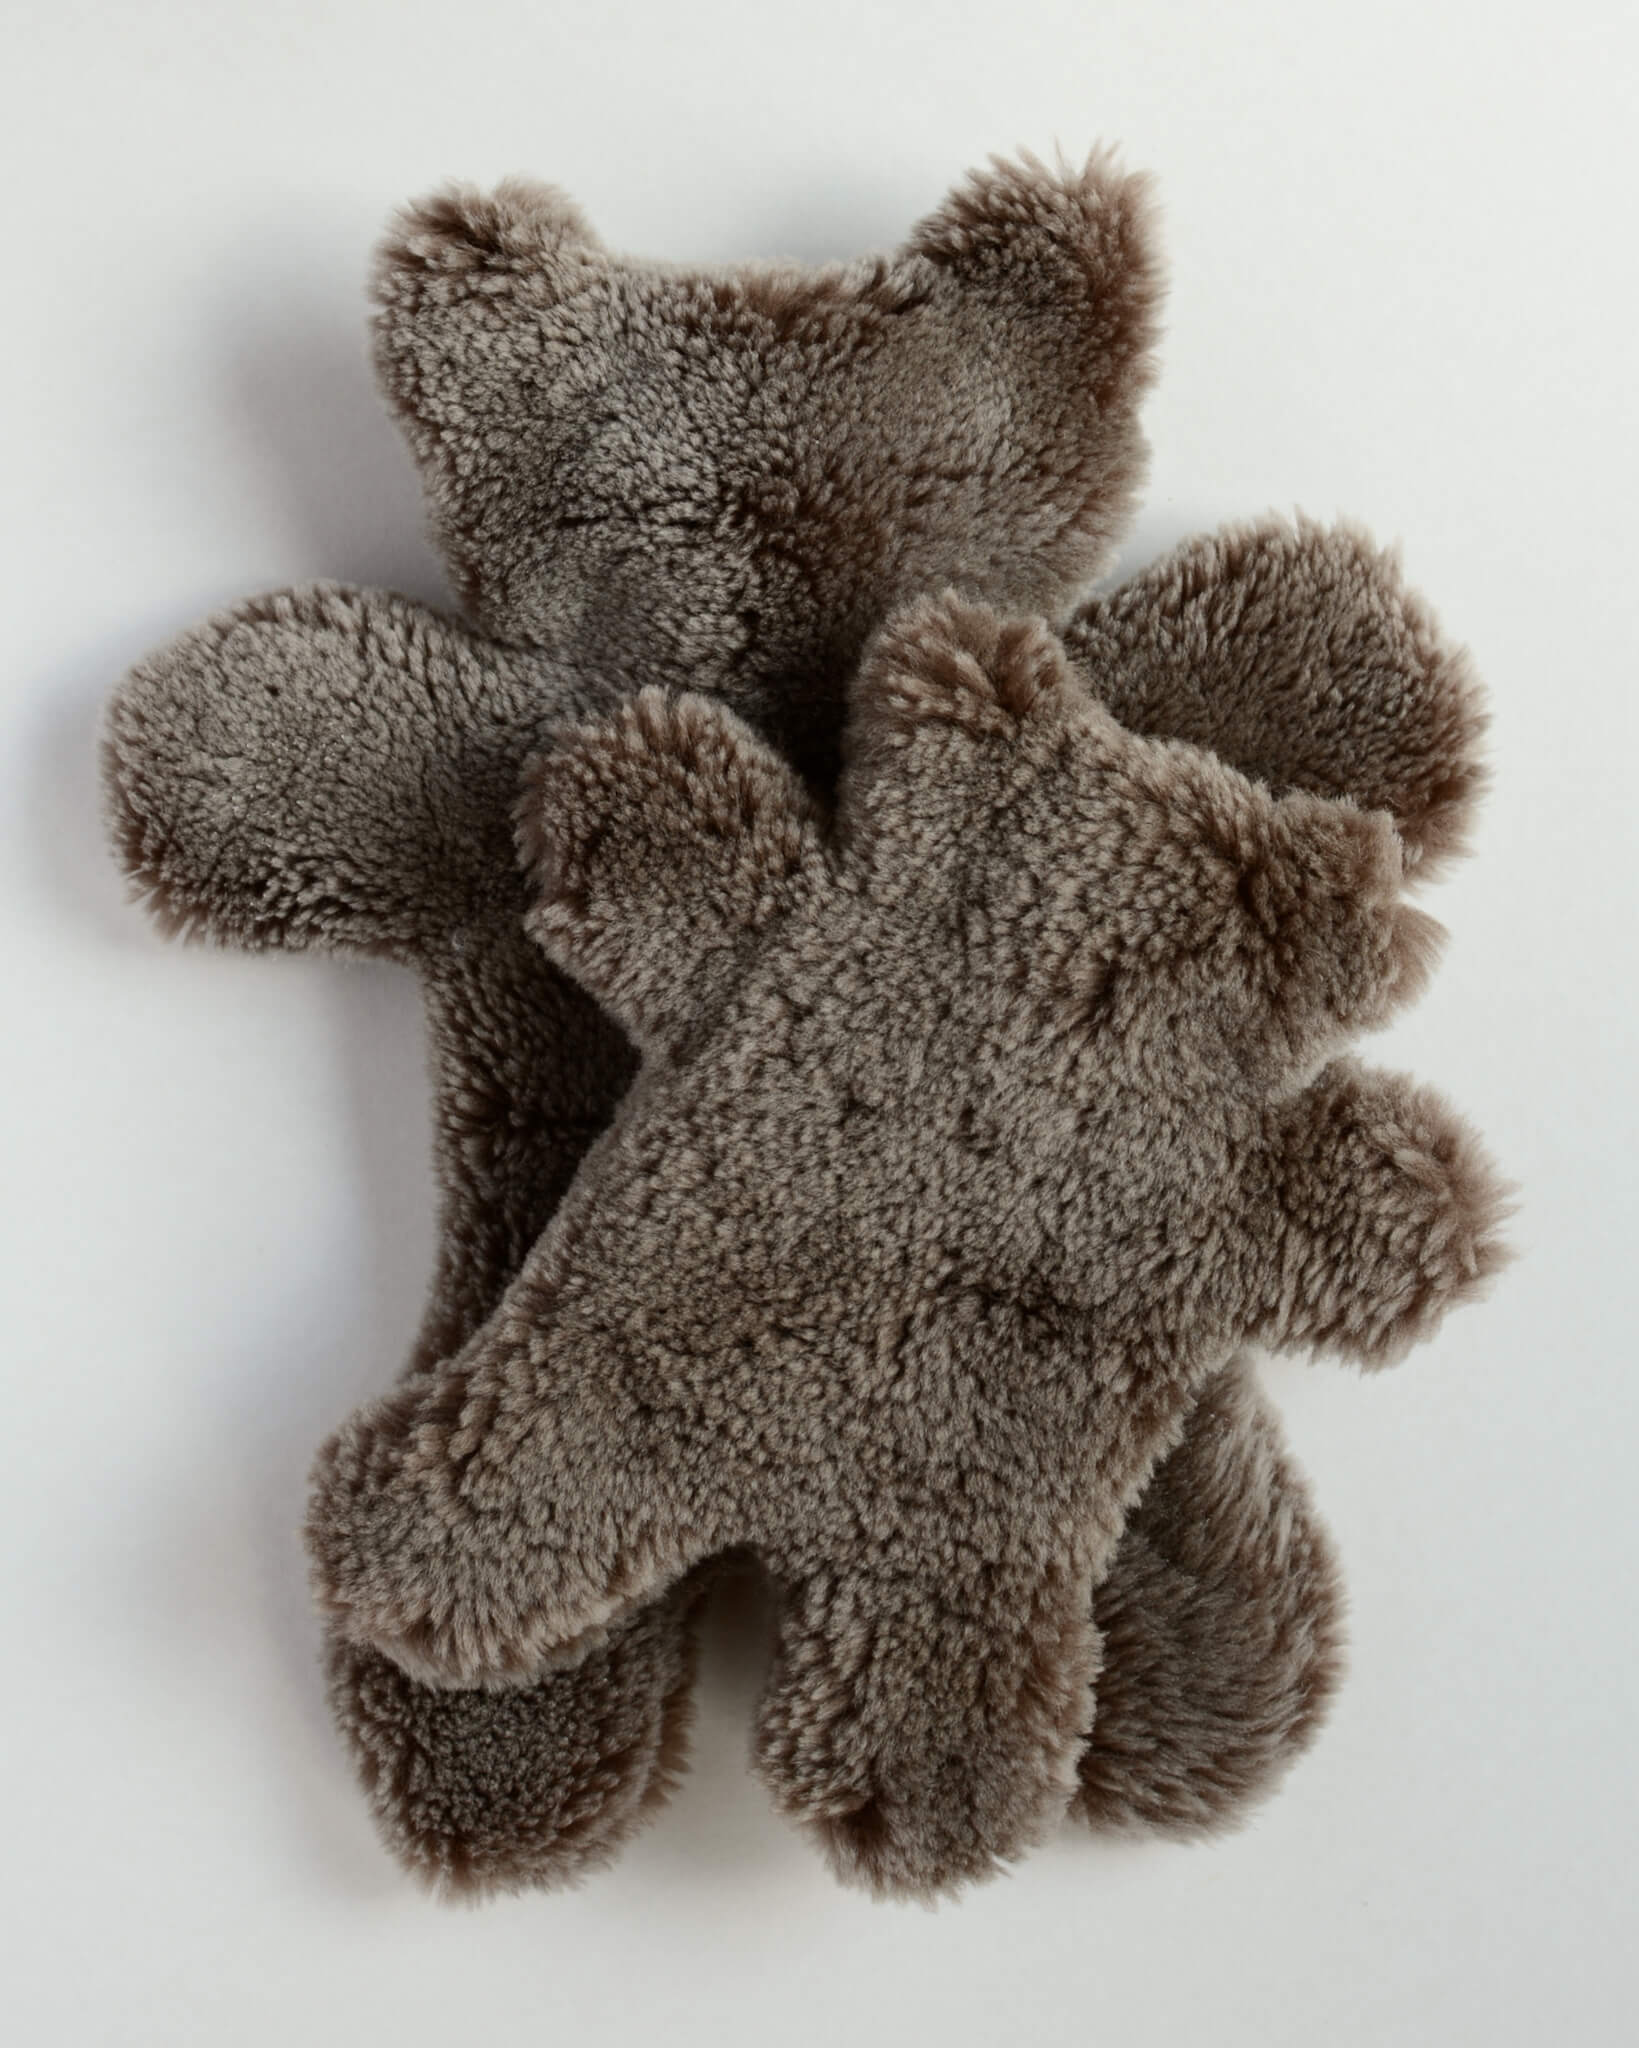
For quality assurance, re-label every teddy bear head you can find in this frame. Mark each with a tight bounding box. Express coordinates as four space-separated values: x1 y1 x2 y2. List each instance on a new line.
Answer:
371 152 1161 779
839 599 1443 1108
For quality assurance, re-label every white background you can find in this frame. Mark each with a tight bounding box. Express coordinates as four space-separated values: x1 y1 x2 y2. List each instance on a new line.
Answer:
4 3 1635 2042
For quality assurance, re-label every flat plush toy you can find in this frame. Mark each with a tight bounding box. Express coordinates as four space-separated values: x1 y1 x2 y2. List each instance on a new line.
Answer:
304 592 1509 1897
107 525 1490 1894
102 154 1482 1893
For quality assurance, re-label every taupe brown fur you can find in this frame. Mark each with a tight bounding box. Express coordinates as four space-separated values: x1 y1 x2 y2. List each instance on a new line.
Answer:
305 594 1510 1897
104 512 1485 1893
102 153 1487 1894
369 152 1160 784
1071 1354 1344 1833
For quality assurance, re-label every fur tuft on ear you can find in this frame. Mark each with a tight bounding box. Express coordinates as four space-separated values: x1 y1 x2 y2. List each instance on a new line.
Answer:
369 181 610 625
910 150 1161 336
908 149 1162 417
373 177 603 293
520 692 809 912
847 592 1077 757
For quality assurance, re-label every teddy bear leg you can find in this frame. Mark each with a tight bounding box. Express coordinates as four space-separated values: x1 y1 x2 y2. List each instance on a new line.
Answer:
404 927 637 1369
315 929 707 1886
755 1564 1099 1898
308 1254 719 1691
325 1575 710 1896
1075 1355 1347 1832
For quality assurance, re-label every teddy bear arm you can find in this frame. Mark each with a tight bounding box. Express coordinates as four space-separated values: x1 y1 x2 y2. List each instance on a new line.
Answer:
1065 518 1488 879
1235 1059 1514 1370
754 1557 1099 1898
307 1307 719 1689
522 688 826 1059
104 584 591 958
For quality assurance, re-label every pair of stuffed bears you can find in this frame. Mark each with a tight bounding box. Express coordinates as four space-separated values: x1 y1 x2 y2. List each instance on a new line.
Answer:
104 151 1509 1900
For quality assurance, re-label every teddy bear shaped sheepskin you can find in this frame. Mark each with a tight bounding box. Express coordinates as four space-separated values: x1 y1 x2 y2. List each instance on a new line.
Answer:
104 150 1490 1894
305 592 1509 1897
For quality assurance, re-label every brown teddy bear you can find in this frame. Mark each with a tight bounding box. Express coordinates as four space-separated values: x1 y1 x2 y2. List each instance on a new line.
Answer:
305 592 1510 1896
104 153 1487 1893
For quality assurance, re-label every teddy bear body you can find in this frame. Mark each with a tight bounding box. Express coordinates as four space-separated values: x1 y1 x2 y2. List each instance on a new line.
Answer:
101 127 1495 1905
309 598 1506 1893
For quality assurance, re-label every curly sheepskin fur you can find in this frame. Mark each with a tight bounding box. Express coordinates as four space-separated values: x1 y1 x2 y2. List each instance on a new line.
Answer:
105 506 1488 1895
368 151 1161 784
304 594 1510 1898
102 153 1490 1897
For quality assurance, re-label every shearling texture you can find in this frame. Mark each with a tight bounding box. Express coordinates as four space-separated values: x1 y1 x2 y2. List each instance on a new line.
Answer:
103 146 1169 1894
369 151 1161 782
304 594 1510 1898
105 515 1483 1892
1071 1352 1345 1832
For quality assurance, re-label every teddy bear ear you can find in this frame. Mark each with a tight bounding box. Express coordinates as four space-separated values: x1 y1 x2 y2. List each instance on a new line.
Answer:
902 148 1162 379
846 593 1078 752
371 179 606 423
369 181 609 620
837 593 1086 850
373 177 605 314
521 691 825 1060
